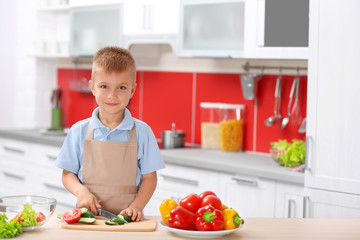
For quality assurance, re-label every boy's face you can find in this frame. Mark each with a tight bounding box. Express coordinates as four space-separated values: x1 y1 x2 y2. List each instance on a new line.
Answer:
89 69 136 118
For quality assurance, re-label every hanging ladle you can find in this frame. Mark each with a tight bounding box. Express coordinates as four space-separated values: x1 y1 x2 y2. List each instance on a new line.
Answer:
265 74 282 127
280 76 298 129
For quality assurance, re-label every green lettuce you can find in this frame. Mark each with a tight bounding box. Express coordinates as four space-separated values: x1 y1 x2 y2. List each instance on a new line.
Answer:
0 214 23 238
19 204 38 227
270 139 305 168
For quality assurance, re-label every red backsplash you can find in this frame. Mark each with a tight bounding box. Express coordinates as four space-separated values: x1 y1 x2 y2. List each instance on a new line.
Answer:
57 69 307 153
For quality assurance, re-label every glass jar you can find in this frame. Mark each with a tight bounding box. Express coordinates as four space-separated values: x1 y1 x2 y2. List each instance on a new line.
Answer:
200 102 245 151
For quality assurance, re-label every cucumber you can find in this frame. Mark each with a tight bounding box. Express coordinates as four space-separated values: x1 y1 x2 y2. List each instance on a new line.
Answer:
118 214 133 222
81 211 95 218
57 213 63 220
78 217 96 224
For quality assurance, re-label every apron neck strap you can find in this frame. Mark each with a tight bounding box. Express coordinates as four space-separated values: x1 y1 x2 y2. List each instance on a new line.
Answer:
85 123 136 142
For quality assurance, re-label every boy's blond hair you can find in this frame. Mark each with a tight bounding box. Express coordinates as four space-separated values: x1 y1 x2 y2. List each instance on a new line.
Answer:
92 46 136 85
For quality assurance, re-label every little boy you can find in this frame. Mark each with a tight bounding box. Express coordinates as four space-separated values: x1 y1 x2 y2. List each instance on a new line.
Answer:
55 46 164 221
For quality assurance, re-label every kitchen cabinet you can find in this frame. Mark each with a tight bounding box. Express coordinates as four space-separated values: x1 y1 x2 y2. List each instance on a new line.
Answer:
179 0 245 58
305 0 360 215
34 4 71 57
70 4 123 56
275 182 304 218
123 0 179 49
218 172 276 217
0 138 76 213
243 0 308 59
303 188 360 218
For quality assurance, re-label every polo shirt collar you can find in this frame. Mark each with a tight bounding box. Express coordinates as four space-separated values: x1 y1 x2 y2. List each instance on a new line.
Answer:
90 107 134 131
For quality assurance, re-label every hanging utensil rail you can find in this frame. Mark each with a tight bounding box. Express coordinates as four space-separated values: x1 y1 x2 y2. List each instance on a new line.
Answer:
243 62 307 74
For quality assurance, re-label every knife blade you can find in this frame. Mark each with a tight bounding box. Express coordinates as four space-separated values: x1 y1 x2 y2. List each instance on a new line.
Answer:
97 209 128 223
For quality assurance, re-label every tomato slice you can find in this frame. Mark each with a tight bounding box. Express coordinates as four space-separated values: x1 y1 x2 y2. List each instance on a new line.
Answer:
14 213 23 224
62 208 81 224
36 212 46 222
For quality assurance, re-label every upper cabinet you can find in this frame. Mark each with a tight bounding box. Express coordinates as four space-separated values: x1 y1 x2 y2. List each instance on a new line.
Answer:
178 0 309 59
69 4 123 56
122 0 179 50
178 0 245 58
243 0 309 59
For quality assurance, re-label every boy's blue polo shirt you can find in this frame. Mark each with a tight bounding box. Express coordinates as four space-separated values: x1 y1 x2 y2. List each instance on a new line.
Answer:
55 107 165 186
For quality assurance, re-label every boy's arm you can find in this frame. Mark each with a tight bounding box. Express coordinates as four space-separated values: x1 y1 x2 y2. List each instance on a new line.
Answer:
121 171 157 221
62 170 101 214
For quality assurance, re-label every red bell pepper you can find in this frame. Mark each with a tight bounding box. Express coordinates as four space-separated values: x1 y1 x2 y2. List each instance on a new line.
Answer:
195 205 225 231
167 206 197 230
179 193 201 213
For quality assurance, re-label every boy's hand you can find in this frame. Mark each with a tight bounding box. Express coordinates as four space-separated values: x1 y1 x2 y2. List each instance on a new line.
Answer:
120 207 144 222
76 188 101 215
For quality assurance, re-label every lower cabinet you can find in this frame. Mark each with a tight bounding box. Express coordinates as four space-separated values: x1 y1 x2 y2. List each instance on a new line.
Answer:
218 172 276 218
303 188 360 218
0 137 76 213
275 182 304 218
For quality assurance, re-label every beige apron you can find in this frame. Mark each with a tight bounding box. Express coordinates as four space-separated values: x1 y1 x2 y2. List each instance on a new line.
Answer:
82 124 138 214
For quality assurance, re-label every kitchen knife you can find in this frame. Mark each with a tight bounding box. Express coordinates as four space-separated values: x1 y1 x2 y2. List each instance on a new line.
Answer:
97 209 128 223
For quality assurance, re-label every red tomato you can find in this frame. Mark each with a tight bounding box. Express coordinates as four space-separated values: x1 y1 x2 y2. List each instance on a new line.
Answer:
199 191 217 201
201 195 222 210
36 212 46 222
14 213 23 224
62 208 81 224
179 193 201 213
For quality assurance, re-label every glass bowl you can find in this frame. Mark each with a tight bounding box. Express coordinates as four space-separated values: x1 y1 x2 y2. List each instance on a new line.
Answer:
0 195 56 231
270 147 285 166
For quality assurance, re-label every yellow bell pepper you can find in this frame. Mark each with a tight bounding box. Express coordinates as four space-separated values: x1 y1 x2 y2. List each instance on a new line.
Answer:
222 203 229 210
222 208 244 230
160 199 178 225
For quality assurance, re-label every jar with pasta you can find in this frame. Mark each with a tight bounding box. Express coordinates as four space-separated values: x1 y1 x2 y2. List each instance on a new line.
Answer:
200 103 245 151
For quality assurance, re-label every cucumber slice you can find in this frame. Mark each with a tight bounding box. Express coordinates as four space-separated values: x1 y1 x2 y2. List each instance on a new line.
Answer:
110 217 125 225
80 208 89 214
105 220 117 225
78 217 96 224
57 213 63 220
118 214 133 222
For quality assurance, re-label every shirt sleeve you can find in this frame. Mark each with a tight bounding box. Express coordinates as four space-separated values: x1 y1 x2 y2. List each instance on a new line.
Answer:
137 124 165 175
55 124 82 175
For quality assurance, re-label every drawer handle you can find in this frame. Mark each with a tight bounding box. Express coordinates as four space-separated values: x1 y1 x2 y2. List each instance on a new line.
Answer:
3 146 25 155
231 177 258 187
3 171 25 181
288 199 296 218
44 183 67 193
160 174 199 186
46 154 57 162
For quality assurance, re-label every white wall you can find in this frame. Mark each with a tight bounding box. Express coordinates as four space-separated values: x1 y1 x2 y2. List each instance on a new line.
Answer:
0 0 17 129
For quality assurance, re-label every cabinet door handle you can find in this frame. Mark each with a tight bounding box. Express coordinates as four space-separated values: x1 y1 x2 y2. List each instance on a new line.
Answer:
288 199 296 218
3 171 25 181
303 196 310 218
232 177 258 187
3 146 25 155
159 174 199 186
43 183 67 193
305 136 313 171
46 154 57 162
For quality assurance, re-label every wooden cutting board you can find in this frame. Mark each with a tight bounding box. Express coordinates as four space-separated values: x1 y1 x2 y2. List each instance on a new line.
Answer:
61 217 157 232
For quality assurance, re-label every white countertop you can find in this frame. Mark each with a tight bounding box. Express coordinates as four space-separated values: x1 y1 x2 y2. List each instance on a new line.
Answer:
161 148 304 184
